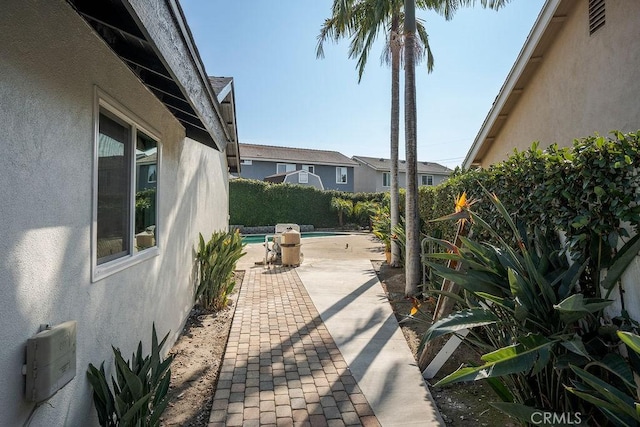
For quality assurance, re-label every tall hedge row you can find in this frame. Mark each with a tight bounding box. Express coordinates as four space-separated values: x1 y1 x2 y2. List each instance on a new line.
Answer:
418 131 640 264
230 130 640 266
229 179 384 228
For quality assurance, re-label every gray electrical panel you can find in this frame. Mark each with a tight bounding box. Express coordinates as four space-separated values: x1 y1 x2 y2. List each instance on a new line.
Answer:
24 321 77 402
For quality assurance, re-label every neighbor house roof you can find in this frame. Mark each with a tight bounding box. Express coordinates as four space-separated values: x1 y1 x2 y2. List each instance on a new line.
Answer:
352 156 452 175
462 0 573 168
240 143 358 167
67 0 234 158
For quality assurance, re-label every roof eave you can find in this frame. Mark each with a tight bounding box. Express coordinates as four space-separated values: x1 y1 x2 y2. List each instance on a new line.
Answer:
126 0 230 151
68 0 231 152
462 0 564 169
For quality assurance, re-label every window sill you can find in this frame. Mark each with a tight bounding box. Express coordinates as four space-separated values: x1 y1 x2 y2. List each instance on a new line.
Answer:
92 247 159 282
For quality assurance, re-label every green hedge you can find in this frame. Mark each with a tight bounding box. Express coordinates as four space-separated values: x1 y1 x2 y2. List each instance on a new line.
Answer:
231 131 640 264
418 131 640 266
229 179 384 228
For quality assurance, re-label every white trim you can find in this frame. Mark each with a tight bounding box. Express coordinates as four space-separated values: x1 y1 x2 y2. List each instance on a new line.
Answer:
336 166 348 184
92 87 161 282
382 172 391 187
302 164 315 174
421 175 433 186
276 163 296 174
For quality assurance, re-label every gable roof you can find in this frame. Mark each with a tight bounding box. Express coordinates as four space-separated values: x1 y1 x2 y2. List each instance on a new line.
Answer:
209 77 240 173
67 0 231 153
240 143 358 167
462 0 573 168
352 156 452 175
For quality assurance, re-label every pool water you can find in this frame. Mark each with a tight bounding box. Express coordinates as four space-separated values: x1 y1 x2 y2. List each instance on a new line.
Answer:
241 232 348 244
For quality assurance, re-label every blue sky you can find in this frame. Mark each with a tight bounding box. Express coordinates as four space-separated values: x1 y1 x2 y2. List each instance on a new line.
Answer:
181 0 545 169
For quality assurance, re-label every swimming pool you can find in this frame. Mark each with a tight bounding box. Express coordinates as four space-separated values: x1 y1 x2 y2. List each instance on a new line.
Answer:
241 232 349 244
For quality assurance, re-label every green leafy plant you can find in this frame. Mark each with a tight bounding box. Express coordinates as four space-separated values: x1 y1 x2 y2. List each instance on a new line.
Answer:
330 197 354 227
566 330 640 426
195 230 246 311
421 187 640 423
391 216 406 267
354 200 379 229
86 324 173 427
371 205 391 252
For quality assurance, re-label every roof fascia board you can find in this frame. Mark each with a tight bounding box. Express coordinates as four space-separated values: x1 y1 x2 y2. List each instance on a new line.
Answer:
216 80 233 103
462 0 562 169
243 156 356 167
123 0 230 151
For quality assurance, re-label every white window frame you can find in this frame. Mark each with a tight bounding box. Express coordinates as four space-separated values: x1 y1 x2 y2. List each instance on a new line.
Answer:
277 163 296 174
92 90 161 282
336 167 348 184
302 164 315 174
299 171 309 184
421 175 434 186
382 172 390 187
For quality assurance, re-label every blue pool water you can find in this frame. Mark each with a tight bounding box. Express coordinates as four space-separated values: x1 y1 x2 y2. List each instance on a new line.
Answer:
241 232 348 244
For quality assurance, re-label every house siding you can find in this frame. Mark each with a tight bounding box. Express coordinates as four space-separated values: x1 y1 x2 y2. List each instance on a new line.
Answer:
480 0 640 167
354 162 449 193
241 160 355 192
0 2 229 426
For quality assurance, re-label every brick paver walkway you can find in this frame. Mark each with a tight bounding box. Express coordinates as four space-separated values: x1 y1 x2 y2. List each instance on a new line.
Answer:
208 266 381 427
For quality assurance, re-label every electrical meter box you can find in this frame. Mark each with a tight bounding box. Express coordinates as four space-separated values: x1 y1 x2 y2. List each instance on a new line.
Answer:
24 321 77 402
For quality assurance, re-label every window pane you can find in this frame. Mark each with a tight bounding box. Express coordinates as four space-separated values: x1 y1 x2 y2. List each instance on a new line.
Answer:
277 163 295 174
97 112 131 264
383 172 390 187
336 167 347 183
421 175 433 186
135 131 157 252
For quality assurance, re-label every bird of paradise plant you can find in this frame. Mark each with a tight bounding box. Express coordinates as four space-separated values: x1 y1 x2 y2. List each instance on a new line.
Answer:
419 186 640 424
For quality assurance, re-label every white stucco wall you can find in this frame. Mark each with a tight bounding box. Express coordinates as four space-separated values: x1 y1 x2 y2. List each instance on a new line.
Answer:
0 2 229 426
482 0 640 166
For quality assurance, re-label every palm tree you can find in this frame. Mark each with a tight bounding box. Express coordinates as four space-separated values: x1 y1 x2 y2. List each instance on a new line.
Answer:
404 0 421 296
317 0 434 269
403 0 512 296
318 0 511 295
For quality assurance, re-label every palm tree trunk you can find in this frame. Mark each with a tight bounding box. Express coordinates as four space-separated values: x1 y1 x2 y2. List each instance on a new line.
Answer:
390 13 401 268
404 0 421 296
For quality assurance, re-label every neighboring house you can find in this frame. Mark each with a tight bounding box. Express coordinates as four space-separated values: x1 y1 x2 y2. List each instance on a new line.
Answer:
0 1 239 426
463 0 640 168
264 170 325 190
352 156 452 193
239 143 358 192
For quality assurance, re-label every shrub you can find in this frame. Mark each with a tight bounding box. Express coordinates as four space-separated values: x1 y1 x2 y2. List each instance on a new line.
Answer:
195 230 246 311
229 178 384 228
421 189 640 424
330 197 353 227
86 324 173 427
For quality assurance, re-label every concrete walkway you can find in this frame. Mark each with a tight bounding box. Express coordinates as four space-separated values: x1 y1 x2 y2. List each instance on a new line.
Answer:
209 234 443 426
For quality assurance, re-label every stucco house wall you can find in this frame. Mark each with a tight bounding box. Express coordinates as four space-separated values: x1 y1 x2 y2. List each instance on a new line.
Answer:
353 163 378 193
478 0 640 167
0 2 229 426
462 0 640 321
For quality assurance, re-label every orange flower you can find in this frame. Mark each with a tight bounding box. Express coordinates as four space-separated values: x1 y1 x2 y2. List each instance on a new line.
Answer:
409 297 421 316
455 192 468 213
